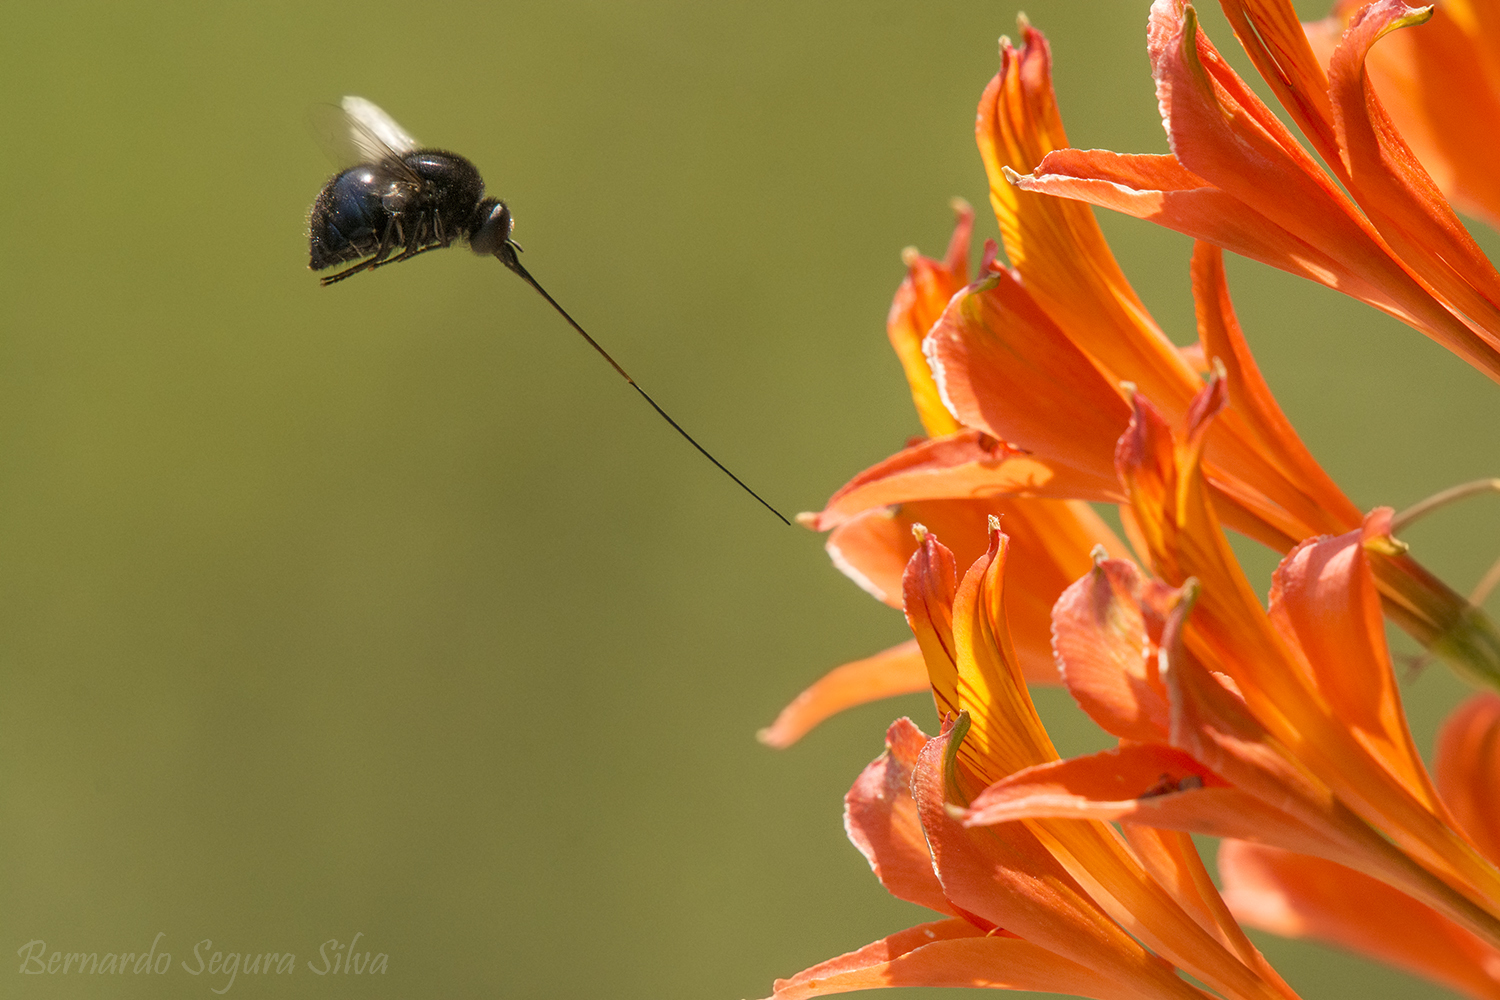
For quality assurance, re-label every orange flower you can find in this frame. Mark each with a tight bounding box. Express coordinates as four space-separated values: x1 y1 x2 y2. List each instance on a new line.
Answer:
1013 0 1500 381
765 8 1500 999
770 524 1303 1000
1305 0 1500 231
1213 697 1500 1000
987 382 1500 950
770 13 1500 753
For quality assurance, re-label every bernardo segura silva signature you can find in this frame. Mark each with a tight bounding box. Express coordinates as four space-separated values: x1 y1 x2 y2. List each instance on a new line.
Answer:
17 932 387 994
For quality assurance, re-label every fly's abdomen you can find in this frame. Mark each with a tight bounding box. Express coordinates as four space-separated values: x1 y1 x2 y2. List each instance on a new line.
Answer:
308 167 388 269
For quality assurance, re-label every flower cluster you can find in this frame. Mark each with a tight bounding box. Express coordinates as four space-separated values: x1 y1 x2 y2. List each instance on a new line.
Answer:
765 3 1500 998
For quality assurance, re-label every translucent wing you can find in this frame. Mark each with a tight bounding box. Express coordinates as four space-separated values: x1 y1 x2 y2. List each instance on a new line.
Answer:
341 96 418 158
309 96 422 180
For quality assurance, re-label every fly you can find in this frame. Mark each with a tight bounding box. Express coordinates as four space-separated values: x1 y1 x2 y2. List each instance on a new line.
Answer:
307 97 788 524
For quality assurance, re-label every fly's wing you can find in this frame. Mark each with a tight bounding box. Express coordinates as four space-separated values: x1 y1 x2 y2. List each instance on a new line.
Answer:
309 96 422 183
341 96 418 159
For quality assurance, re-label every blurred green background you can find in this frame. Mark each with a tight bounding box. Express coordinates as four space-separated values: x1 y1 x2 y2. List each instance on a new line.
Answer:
2 1 1496 998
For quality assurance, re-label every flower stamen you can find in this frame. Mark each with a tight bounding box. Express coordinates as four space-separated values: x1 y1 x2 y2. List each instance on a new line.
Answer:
1391 477 1500 534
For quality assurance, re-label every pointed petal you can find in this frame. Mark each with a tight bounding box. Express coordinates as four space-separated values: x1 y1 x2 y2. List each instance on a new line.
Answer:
767 918 1174 1000
842 718 954 914
1327 1 1500 344
1219 840 1500 1000
825 497 1126 681
908 726 1205 998
1191 242 1360 535
1268 512 1439 810
917 719 1288 1000
1052 558 1174 742
1117 387 1500 937
809 429 1120 532
1150 1 1399 286
1309 1 1500 229
888 202 972 437
903 527 960 722
1014 148 1425 334
1149 0 1500 379
1020 1 1500 381
1121 825 1281 980
923 271 1131 495
962 742 1354 873
758 641 929 749
978 24 1200 417
1217 0 1341 172
1157 569 1500 947
1436 694 1500 865
946 522 1058 786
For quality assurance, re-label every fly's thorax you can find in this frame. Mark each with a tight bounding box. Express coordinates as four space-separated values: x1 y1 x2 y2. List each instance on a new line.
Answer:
402 150 486 230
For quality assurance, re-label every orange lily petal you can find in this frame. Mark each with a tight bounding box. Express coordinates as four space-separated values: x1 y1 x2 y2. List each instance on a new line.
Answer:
1014 148 1421 330
809 429 1118 533
1219 840 1500 1000
1326 1 1500 341
1118 386 1500 941
1218 0 1500 325
1048 546 1498 932
945 524 1057 786
909 723 1211 999
757 641 928 750
1268 513 1438 809
1437 694 1500 866
926 527 1307 1000
825 496 1126 673
923 270 1131 494
767 918 1172 1000
979 28 1360 551
961 743 1346 865
967 16 1500 691
1191 242 1360 534
888 202 971 438
1040 561 1415 871
842 718 954 915
903 526 960 721
1122 825 1278 979
1149 0 1500 374
1016 2 1500 381
1307 0 1500 229
1217 0 1341 170
979 21 1196 413
925 714 1298 1000
1051 556 1174 742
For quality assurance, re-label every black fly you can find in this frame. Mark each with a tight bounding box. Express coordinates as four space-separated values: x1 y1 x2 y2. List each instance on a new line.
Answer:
307 97 787 524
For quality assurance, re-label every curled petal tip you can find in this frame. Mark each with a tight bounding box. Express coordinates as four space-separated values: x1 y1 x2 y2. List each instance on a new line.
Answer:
1089 543 1110 567
949 196 972 217
912 522 929 543
794 511 820 530
999 165 1024 186
900 245 921 267
1015 11 1030 31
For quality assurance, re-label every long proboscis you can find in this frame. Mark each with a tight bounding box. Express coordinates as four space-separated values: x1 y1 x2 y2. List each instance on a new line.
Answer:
493 248 790 526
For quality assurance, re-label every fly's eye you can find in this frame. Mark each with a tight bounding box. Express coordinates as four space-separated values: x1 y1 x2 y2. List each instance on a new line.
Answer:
469 201 513 257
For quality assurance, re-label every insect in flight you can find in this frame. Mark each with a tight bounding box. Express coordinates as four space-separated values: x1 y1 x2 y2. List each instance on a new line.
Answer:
307 96 788 524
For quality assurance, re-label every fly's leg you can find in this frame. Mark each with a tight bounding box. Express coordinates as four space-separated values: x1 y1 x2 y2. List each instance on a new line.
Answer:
319 216 403 286
370 212 445 270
